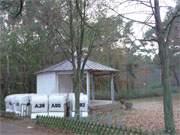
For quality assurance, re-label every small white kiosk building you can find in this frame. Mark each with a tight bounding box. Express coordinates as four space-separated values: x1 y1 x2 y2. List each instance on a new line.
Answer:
36 59 118 103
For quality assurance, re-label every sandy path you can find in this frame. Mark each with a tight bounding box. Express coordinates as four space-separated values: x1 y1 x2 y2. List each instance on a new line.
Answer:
0 118 74 135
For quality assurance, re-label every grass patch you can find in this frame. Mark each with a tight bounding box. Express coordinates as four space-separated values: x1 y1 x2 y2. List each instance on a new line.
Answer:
0 96 5 111
0 111 19 119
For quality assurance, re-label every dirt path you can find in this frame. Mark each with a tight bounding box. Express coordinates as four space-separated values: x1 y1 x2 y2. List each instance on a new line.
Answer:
0 118 74 135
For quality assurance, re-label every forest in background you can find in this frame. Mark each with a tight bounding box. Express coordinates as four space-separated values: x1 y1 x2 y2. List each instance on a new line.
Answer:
0 0 179 99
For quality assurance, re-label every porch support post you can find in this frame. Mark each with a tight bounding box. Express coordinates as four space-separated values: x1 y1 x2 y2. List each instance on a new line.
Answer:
91 74 95 100
111 74 115 102
55 73 59 93
86 71 90 104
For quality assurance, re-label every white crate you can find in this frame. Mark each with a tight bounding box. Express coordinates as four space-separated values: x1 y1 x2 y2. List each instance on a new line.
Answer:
68 93 88 117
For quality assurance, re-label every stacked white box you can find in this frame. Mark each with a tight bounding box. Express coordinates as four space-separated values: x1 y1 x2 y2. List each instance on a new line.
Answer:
5 95 14 112
5 92 89 119
48 94 68 117
30 95 48 119
10 94 19 114
6 94 35 116
69 93 88 117
19 94 35 116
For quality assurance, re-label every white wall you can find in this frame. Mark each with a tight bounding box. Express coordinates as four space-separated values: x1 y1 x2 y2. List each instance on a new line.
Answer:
37 72 58 94
58 74 73 93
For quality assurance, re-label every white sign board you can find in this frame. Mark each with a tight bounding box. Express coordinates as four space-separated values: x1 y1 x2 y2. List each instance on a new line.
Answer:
49 94 67 112
30 95 48 113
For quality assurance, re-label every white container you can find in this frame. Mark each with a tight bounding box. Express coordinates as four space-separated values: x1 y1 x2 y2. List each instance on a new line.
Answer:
14 95 21 115
5 93 88 119
68 93 75 117
30 95 48 119
9 94 18 113
69 93 88 117
13 94 27 115
48 94 68 117
79 94 88 117
5 95 14 112
5 94 35 116
18 94 35 116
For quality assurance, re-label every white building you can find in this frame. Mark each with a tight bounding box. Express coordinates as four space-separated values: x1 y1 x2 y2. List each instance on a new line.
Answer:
36 59 118 103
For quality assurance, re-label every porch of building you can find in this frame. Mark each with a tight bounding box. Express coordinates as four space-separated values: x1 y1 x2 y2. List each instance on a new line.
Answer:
56 70 117 104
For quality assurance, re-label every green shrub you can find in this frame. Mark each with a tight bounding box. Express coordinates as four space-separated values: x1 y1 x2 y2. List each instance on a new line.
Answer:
0 111 19 119
0 96 5 111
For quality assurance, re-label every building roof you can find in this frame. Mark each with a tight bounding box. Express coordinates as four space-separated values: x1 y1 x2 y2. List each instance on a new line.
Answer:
37 59 118 74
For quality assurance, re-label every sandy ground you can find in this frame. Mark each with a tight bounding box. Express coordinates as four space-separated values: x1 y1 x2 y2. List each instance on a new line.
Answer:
90 93 180 134
0 117 74 135
122 98 180 133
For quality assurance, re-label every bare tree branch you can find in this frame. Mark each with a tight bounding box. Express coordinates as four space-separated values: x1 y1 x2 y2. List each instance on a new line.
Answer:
103 4 155 29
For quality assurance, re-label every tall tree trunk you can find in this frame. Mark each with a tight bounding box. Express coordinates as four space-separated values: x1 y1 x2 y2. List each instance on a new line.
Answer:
108 45 112 97
0 30 1 96
172 68 180 87
73 70 81 119
159 43 175 134
126 71 129 91
0 58 3 97
73 57 83 119
154 0 176 134
5 54 10 95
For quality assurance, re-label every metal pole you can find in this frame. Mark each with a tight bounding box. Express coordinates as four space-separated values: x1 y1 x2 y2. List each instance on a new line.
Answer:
91 74 95 100
86 72 90 104
111 74 115 102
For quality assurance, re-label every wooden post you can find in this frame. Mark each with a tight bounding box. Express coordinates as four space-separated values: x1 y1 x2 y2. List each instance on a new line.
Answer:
86 72 90 104
111 74 115 102
55 73 59 93
91 74 95 100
